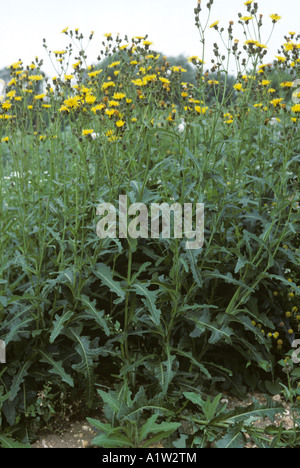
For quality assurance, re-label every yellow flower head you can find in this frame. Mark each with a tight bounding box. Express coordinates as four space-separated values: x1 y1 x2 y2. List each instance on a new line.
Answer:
210 20 220 28
234 83 243 91
143 40 153 47
270 14 282 22
82 129 94 136
34 93 47 100
241 16 254 21
292 104 300 113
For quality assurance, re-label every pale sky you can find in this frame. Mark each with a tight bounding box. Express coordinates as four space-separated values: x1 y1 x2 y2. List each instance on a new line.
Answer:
1 0 299 77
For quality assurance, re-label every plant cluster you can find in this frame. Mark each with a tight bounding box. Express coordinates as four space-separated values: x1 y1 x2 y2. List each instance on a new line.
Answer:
0 0 299 448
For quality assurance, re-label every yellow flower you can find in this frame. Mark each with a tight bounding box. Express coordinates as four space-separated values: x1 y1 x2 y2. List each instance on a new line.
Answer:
159 77 171 84
292 104 300 113
210 20 220 28
284 42 295 52
88 69 103 78
102 82 116 90
105 109 115 117
61 27 69 33
2 101 12 110
234 83 243 91
270 98 284 107
7 78 16 87
256 42 268 49
85 94 97 105
53 50 67 55
82 129 94 136
59 105 69 113
104 33 112 38
91 103 105 114
187 56 205 64
6 90 16 99
143 40 153 46
108 61 121 68
195 106 208 114
241 16 254 21
9 60 22 69
64 74 74 81
106 129 120 142
29 75 44 81
1 137 9 143
64 95 81 109
34 93 47 100
132 78 144 86
261 80 271 86
280 81 293 87
116 120 125 127
270 14 282 22
108 100 120 107
113 92 126 100
275 56 286 62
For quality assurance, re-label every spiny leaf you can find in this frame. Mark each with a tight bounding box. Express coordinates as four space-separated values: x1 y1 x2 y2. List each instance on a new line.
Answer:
97 389 120 413
10 361 31 401
39 351 74 387
132 282 161 325
80 295 110 336
67 331 102 406
215 424 245 449
93 263 125 303
50 310 73 343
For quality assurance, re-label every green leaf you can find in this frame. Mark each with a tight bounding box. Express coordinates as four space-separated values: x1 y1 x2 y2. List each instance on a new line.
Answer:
0 436 31 448
66 331 101 406
97 389 120 413
139 414 159 441
172 348 212 378
141 422 181 448
39 351 74 387
91 431 133 448
215 424 245 449
10 361 31 401
80 295 110 336
50 310 73 343
132 282 161 325
93 263 125 303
